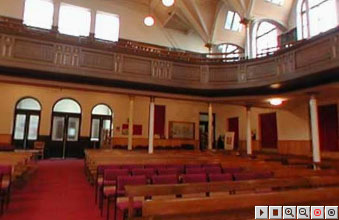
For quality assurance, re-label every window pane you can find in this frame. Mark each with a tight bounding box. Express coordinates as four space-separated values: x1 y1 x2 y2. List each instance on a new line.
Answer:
103 119 111 130
52 116 65 141
95 12 120 42
91 119 100 141
17 98 41 110
232 13 242 31
14 114 26 140
224 11 234 30
58 3 91 37
67 117 79 141
23 0 54 29
54 99 81 113
92 104 112 115
28 115 39 140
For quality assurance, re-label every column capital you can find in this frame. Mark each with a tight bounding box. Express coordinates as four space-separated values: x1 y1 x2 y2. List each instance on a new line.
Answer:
150 96 155 102
240 17 253 27
129 95 135 100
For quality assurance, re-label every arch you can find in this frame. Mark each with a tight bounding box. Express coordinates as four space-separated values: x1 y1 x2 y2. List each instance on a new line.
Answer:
215 43 244 61
252 19 285 57
91 104 113 116
53 98 81 114
297 0 337 40
16 97 41 111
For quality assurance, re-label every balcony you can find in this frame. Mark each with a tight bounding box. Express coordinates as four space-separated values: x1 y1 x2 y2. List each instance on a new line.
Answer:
0 16 338 97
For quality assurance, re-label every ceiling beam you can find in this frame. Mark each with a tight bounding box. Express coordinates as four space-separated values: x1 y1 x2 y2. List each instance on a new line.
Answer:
246 0 256 18
189 0 210 41
176 0 209 42
221 0 246 16
211 1 224 43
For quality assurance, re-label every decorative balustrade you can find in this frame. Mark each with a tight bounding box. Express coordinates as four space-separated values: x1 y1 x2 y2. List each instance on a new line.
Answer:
0 17 338 94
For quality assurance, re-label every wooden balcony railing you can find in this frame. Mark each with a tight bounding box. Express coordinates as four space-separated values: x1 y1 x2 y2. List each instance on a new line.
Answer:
0 16 338 95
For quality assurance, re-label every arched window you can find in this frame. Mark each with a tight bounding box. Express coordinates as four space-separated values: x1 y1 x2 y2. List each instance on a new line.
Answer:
13 97 41 149
91 104 113 147
298 0 337 39
51 98 81 158
216 43 243 61
255 21 282 57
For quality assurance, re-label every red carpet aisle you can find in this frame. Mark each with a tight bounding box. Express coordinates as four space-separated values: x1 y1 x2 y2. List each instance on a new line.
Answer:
2 160 102 220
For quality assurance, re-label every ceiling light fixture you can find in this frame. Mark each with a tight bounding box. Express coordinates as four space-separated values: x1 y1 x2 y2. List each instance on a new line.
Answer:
144 0 155 27
269 98 284 106
162 0 175 7
144 15 154 26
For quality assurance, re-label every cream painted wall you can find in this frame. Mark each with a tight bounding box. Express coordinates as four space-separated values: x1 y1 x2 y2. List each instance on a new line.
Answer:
0 0 208 53
212 6 246 47
0 81 315 145
252 0 294 27
213 102 311 142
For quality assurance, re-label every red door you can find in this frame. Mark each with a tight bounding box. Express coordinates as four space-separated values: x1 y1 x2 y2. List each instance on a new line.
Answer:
260 112 278 149
318 104 338 151
228 117 239 149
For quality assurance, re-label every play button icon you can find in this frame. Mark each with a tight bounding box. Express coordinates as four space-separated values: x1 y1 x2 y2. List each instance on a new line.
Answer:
256 206 268 219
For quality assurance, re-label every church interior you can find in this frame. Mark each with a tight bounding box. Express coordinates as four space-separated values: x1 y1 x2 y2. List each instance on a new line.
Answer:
0 0 338 219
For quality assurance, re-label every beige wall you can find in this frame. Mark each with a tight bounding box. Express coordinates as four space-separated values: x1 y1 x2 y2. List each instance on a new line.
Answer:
0 81 313 142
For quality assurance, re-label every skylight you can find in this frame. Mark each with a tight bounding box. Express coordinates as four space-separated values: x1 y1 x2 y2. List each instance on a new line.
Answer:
224 11 242 32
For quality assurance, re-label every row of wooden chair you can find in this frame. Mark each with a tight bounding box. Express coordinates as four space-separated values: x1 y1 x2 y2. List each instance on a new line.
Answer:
97 166 273 220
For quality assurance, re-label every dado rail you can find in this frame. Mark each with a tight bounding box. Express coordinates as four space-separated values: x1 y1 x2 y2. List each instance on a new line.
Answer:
0 17 338 97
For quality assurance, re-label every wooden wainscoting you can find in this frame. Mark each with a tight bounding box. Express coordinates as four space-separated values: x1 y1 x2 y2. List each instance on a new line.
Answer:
0 134 11 144
277 140 312 156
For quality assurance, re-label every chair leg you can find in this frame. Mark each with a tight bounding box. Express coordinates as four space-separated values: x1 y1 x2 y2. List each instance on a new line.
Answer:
107 197 110 220
114 197 117 220
95 183 98 204
0 195 4 216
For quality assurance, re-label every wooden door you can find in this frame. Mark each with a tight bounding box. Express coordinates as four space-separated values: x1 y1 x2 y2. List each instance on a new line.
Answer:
228 117 239 149
318 104 339 151
260 112 278 149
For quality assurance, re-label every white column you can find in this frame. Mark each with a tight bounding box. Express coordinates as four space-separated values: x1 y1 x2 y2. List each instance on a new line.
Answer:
52 1 61 30
127 96 134 151
90 9 96 36
208 103 213 150
309 96 321 165
246 106 252 155
148 97 155 154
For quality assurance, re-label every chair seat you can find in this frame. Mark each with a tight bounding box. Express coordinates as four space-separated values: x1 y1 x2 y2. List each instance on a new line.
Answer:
117 201 143 211
103 186 116 197
1 180 10 190
103 180 116 186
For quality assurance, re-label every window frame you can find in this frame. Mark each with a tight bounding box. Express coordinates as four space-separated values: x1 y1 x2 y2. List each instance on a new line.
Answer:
23 0 54 30
255 21 281 57
265 0 284 6
224 11 242 32
94 11 120 42
90 104 113 144
58 3 91 37
12 97 42 148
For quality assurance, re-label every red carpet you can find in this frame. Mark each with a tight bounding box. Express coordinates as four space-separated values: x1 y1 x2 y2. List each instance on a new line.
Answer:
2 159 102 220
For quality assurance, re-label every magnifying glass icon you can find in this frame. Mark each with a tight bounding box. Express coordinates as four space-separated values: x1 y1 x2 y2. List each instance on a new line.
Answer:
299 208 308 218
285 208 294 218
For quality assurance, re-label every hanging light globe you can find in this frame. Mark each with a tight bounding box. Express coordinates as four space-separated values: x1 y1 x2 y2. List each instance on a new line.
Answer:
144 15 155 26
162 0 175 7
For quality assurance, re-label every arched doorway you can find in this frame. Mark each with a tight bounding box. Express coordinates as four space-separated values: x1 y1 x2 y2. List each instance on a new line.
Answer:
90 104 113 148
50 98 81 158
12 97 41 149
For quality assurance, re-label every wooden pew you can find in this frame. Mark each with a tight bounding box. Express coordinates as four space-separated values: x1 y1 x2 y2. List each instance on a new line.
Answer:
125 175 339 219
141 187 339 220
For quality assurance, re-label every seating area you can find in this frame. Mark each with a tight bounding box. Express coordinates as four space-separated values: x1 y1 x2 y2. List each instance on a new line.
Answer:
0 151 34 216
84 149 339 220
